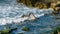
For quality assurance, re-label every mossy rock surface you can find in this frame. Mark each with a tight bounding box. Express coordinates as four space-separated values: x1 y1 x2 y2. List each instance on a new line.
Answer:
22 27 30 31
51 27 60 34
0 29 11 34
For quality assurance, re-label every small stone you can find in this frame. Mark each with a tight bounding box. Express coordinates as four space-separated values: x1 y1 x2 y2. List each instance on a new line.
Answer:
18 33 23 34
22 27 29 31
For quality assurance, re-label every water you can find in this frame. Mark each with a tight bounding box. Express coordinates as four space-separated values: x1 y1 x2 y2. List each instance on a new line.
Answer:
0 0 60 34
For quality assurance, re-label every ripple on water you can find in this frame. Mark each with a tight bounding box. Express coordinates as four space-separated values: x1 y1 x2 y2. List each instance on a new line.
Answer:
0 0 60 34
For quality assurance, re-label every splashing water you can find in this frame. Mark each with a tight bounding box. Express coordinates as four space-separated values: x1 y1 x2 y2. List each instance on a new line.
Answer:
0 0 53 25
0 0 60 34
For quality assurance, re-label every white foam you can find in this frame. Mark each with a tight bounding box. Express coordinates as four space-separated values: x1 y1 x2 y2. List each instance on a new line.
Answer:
0 17 29 25
35 14 44 18
0 0 54 25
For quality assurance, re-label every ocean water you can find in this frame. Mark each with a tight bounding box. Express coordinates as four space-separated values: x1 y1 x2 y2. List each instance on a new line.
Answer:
0 0 60 34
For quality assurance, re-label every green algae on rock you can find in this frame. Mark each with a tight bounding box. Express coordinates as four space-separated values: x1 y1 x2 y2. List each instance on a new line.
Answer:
0 27 18 34
22 27 30 31
0 29 11 34
51 27 60 34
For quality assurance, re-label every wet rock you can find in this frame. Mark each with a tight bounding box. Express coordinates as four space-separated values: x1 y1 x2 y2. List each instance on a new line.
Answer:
22 27 30 31
50 3 60 15
54 7 60 13
18 33 23 34
21 14 30 18
0 29 11 34
51 27 60 34
21 13 36 21
55 4 60 7
56 18 60 19
51 1 60 14
0 27 18 34
10 28 17 32
29 13 36 21
51 12 59 15
17 0 60 9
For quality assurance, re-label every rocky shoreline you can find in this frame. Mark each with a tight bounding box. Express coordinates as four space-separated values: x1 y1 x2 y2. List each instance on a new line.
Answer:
17 0 60 14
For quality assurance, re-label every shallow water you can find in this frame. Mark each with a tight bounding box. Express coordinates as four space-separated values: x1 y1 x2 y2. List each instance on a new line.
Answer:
0 0 60 34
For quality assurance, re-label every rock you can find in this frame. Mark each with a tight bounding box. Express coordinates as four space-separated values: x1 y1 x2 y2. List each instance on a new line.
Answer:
0 29 11 34
55 4 60 7
17 0 60 11
17 0 60 17
56 17 60 19
21 14 30 18
51 27 60 34
50 1 60 15
10 28 17 32
51 1 60 12
29 13 36 21
0 27 18 34
21 13 36 21
18 33 23 34
22 27 29 31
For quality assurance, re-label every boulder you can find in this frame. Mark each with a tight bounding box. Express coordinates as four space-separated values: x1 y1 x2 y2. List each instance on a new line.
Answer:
17 0 60 9
21 13 36 21
17 0 60 14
